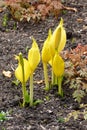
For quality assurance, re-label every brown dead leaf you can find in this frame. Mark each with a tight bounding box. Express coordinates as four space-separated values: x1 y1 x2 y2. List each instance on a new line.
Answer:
63 6 77 12
83 25 87 30
82 82 87 90
0 8 3 13
37 4 48 15
2 70 12 78
34 80 44 84
77 18 83 23
0 0 5 7
5 0 63 21
64 44 87 80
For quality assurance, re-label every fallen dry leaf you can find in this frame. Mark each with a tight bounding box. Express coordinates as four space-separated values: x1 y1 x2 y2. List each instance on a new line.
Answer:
0 0 5 7
63 6 77 12
2 70 12 78
34 80 44 84
82 82 87 90
77 18 83 23
0 8 3 13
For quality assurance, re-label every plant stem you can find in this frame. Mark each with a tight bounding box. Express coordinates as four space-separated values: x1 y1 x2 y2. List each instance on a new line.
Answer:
52 69 54 85
51 58 55 85
19 53 26 107
43 63 49 91
54 75 58 85
30 73 33 106
58 76 63 97
22 82 26 107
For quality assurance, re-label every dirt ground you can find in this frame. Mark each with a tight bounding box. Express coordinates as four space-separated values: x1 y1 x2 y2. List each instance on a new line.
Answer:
0 0 87 130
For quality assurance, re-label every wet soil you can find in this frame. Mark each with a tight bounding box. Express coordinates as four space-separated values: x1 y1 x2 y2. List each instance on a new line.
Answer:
0 0 87 130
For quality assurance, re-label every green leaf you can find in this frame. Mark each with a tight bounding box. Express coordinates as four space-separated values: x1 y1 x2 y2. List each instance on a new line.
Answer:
12 79 20 86
33 99 43 106
73 90 85 103
25 90 30 103
84 113 87 120
57 117 65 123
0 111 7 121
2 14 8 27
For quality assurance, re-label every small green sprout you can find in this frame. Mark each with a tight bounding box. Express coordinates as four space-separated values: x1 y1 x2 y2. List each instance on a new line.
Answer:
2 14 8 27
25 46 29 53
0 111 9 122
33 99 43 106
57 117 65 123
13 22 17 30
45 96 50 101
62 10 67 15
2 127 6 130
12 79 20 86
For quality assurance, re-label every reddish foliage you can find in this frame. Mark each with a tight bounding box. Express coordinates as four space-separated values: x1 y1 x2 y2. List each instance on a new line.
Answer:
5 0 63 21
62 44 87 91
63 44 87 102
65 44 87 69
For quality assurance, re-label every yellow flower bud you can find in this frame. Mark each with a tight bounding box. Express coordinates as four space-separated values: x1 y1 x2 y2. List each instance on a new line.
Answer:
57 26 66 53
15 55 31 83
50 18 66 57
28 38 40 73
53 53 64 77
42 29 52 63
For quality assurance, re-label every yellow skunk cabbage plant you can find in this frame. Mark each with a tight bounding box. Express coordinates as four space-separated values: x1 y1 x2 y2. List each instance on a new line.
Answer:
41 18 66 96
28 38 40 106
15 38 41 107
15 53 30 106
52 52 64 96
49 18 66 86
48 18 66 96
42 29 52 90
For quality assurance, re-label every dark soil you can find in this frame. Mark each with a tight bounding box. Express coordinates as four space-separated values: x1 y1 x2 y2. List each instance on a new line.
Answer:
0 0 87 130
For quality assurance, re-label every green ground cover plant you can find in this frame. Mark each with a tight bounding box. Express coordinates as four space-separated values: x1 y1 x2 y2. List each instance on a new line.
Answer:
0 111 10 122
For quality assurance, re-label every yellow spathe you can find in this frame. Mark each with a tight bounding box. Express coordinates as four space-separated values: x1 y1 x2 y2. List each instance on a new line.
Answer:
57 26 66 53
49 18 66 57
15 56 31 83
28 38 40 73
42 29 52 63
53 53 64 77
